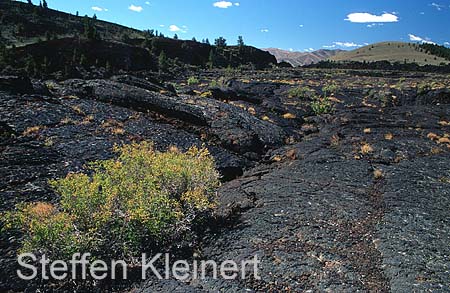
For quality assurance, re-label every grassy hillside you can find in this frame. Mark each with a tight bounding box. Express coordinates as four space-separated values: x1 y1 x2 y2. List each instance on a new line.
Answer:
0 0 145 46
0 1 277 76
330 42 450 66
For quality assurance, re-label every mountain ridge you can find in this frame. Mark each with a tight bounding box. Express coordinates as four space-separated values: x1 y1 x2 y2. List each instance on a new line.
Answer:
263 48 344 67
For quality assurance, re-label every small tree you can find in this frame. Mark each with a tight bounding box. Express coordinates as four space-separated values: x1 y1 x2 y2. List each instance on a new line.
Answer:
0 44 5 66
25 56 37 76
237 36 244 47
105 61 112 73
151 38 158 54
42 56 49 74
158 51 168 72
208 49 216 69
145 29 155 38
93 14 97 20
143 37 152 48
214 37 227 48
83 16 97 40
45 30 52 41
80 54 87 67
42 0 48 9
173 34 179 40
71 48 77 64
27 0 33 5
121 33 130 43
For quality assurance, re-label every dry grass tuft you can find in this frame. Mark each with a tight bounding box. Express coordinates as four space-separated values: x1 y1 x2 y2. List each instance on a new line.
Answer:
360 142 374 154
282 113 297 119
22 126 45 136
427 132 439 141
330 134 340 147
373 169 384 180
384 133 394 140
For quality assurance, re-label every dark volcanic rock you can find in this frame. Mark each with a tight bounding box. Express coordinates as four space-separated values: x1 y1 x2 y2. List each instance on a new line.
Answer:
137 70 450 292
148 38 277 69
0 76 34 94
1 68 450 292
110 74 176 96
11 38 158 73
55 79 286 155
418 88 450 105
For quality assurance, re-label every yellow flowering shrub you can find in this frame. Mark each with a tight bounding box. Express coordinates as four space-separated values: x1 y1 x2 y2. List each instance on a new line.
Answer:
3 202 79 259
2 142 220 260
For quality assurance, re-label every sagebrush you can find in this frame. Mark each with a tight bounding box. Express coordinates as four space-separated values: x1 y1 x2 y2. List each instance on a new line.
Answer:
3 142 220 261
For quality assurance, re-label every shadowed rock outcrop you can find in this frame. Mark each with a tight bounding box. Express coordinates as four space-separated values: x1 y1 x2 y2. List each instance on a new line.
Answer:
55 79 286 155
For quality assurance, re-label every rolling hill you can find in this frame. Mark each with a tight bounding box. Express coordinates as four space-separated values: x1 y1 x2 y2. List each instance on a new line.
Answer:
0 1 146 46
330 42 450 66
263 48 343 67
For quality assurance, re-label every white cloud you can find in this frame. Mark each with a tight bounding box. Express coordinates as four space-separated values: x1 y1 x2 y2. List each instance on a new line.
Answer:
323 42 362 49
408 34 435 44
145 1 150 5
169 25 188 33
213 1 240 8
128 5 143 12
169 25 181 32
92 6 107 12
299 24 304 28
408 34 423 42
213 1 233 8
260 29 269 33
444 42 450 46
334 41 363 48
367 23 384 28
430 2 444 10
345 12 398 23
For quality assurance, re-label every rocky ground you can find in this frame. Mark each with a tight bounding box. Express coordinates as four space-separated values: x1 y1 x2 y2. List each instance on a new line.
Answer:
1 69 449 292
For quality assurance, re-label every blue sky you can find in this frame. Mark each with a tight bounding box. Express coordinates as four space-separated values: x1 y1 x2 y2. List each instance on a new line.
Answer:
19 0 450 52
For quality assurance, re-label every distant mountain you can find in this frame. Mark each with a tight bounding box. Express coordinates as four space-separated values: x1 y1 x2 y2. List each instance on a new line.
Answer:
330 42 450 66
263 48 344 67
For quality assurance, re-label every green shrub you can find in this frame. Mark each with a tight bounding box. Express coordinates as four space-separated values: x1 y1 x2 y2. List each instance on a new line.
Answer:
287 86 316 99
322 83 339 96
311 97 333 115
209 77 226 88
3 142 220 260
187 76 200 85
3 202 79 259
417 82 432 95
224 66 238 78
